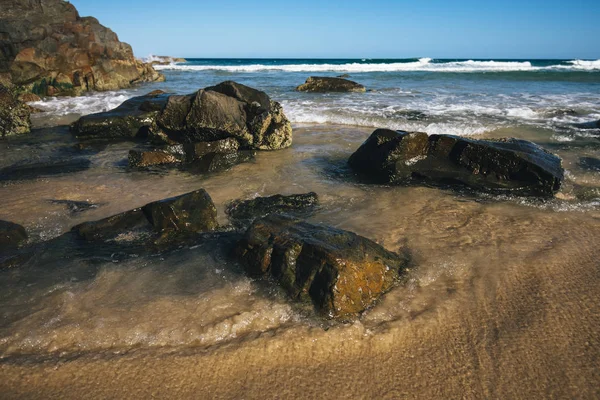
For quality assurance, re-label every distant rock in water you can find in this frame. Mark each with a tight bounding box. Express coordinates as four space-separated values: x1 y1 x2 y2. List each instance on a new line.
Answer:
0 83 31 136
72 81 293 150
148 56 187 66
337 74 351 78
72 189 218 243
0 0 164 96
236 214 407 320
226 192 319 226
574 120 600 130
579 157 600 172
348 129 564 197
296 76 366 93
0 220 27 251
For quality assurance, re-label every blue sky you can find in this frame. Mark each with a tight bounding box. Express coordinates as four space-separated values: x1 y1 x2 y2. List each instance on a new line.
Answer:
70 0 600 59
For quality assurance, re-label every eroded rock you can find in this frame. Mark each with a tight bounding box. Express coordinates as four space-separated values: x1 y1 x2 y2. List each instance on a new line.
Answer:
349 129 564 196
296 76 366 93
236 214 407 320
71 81 292 150
0 0 164 96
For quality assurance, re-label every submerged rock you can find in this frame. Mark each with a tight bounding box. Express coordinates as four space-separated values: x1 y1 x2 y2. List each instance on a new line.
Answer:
49 199 99 214
0 158 91 181
348 129 564 197
574 120 600 130
0 220 28 250
296 76 366 93
0 84 31 137
72 189 218 242
579 157 600 172
236 214 407 320
71 81 292 150
128 137 240 168
185 151 255 174
226 192 319 225
0 0 164 96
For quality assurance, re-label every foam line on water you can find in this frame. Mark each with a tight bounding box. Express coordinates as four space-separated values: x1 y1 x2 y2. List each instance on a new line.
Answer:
154 58 600 73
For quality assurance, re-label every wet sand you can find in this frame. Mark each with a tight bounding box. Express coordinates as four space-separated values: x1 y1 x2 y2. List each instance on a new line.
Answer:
0 124 599 399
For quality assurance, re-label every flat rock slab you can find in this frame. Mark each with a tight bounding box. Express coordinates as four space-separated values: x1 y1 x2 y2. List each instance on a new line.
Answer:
226 192 319 225
128 137 240 168
349 129 564 197
296 77 366 93
236 214 407 320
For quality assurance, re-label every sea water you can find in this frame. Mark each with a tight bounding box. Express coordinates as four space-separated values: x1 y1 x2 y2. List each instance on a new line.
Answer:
1 58 599 398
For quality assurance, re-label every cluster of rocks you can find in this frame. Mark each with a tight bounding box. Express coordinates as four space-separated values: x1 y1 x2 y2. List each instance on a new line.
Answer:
70 81 293 170
147 56 187 66
1 186 405 320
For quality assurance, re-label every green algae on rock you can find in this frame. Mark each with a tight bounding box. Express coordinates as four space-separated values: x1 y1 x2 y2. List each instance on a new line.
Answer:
236 214 407 320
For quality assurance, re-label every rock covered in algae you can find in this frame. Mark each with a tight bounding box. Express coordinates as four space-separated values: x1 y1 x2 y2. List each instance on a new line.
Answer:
349 128 564 196
236 214 407 320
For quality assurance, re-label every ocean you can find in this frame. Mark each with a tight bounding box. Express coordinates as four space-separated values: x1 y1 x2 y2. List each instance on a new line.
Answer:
1 58 599 398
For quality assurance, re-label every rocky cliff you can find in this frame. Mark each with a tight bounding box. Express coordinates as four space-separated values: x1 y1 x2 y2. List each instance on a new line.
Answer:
0 0 164 97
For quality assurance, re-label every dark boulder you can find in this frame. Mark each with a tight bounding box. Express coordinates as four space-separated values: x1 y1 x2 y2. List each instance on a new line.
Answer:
296 77 366 93
348 129 564 197
226 192 319 225
236 214 407 320
71 81 292 150
72 189 218 242
0 83 31 137
49 199 100 214
142 189 218 234
70 91 170 139
0 220 28 250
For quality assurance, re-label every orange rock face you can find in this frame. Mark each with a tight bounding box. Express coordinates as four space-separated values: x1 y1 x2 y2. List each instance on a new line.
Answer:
0 0 164 96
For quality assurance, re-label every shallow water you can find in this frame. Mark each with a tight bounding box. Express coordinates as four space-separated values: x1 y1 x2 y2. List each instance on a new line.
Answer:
1 114 599 397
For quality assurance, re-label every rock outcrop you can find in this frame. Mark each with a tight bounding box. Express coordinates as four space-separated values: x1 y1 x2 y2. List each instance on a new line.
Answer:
348 129 564 197
0 220 27 251
0 83 30 136
236 214 407 320
0 0 164 96
72 81 293 150
296 76 366 93
72 189 218 242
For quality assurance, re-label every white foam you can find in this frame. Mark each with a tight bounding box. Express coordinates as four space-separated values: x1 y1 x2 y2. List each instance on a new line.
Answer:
28 91 135 116
154 59 600 73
